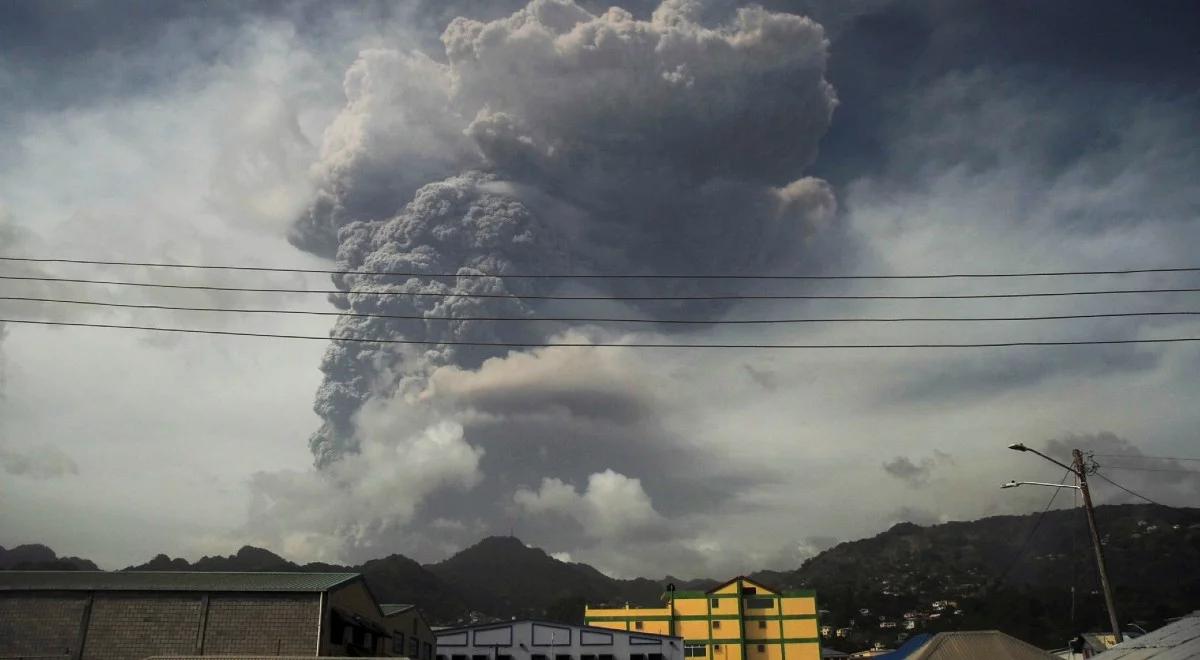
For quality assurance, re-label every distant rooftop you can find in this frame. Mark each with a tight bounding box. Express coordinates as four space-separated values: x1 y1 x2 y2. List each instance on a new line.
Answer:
1095 610 1200 659
907 630 1056 660
381 603 415 616
0 571 360 593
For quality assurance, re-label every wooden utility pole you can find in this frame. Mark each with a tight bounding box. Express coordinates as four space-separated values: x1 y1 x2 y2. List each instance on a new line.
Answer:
1073 448 1123 643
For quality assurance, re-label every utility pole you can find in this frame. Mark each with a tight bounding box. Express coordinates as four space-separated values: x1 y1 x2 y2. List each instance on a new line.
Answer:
1073 449 1123 644
1004 443 1124 643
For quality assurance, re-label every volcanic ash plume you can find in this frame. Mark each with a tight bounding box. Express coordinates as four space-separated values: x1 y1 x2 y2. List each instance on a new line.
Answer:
274 0 839 558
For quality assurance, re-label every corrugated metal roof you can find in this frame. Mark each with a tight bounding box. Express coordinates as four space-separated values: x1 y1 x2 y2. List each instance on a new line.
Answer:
0 571 359 592
907 631 1057 660
381 603 415 616
1094 611 1200 660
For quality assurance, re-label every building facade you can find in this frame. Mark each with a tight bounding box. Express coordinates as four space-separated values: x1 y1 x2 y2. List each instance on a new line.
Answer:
436 620 683 660
584 577 820 660
0 571 435 659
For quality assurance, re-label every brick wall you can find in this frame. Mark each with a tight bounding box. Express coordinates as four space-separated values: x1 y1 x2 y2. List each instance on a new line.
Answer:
202 593 319 656
81 592 203 660
0 592 87 657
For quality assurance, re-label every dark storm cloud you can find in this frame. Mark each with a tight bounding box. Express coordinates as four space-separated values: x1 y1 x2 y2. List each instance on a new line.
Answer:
881 451 952 487
1045 432 1200 503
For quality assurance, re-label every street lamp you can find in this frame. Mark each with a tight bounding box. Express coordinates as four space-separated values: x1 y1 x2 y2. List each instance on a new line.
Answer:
1005 443 1122 642
1000 480 1081 490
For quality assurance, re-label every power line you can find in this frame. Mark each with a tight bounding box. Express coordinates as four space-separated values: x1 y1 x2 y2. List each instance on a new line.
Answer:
4 255 1200 280
5 274 1200 301
1091 471 1167 506
993 468 1075 589
1089 453 1200 462
1091 465 1200 475
6 296 1200 326
3 317 1200 349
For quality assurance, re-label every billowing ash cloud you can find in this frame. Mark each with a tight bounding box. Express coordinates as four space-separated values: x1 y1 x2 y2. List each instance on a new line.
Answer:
293 0 838 465
261 0 839 562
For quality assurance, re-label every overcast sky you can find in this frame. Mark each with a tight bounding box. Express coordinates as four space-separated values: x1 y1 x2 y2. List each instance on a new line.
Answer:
2 0 1199 578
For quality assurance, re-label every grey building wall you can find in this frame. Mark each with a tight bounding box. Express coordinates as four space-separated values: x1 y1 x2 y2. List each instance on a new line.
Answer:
436 621 683 660
0 590 321 659
0 592 89 657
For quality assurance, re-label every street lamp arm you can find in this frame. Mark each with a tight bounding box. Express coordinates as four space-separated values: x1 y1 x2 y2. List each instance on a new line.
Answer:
1007 443 1079 474
1001 480 1081 490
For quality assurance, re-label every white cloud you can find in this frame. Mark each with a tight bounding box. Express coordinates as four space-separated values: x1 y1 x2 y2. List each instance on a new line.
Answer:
515 469 666 539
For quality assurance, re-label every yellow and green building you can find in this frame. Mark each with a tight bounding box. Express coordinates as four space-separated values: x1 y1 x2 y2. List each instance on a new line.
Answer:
584 577 820 660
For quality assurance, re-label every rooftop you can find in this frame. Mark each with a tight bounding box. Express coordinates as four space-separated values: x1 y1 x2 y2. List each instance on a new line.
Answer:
0 571 360 593
906 631 1056 660
381 603 416 616
1095 611 1200 659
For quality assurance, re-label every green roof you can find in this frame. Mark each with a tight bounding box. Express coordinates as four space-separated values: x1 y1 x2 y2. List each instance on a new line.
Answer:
0 571 360 593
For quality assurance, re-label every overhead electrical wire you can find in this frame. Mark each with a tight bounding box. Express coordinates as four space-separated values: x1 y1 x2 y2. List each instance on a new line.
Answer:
1091 471 1167 506
5 274 1200 301
5 296 1200 325
3 255 1200 280
3 318 1200 349
992 468 1075 590
1089 453 1200 462
1090 465 1200 475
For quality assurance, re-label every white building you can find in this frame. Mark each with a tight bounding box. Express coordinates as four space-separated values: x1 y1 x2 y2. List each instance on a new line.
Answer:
436 620 683 660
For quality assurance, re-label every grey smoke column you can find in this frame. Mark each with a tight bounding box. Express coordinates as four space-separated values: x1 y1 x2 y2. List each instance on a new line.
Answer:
292 0 840 466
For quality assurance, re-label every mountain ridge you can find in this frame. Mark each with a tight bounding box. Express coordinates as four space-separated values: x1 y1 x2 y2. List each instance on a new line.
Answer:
5 503 1198 648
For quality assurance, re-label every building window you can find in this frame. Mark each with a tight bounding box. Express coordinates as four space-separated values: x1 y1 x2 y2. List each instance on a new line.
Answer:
472 655 488 660
632 655 646 660
437 656 448 660
757 646 766 653
757 621 767 629
425 642 433 660
742 587 757 595
635 621 644 630
712 621 721 629
685 645 706 657
342 625 357 646
394 632 405 654
533 655 549 660
710 598 719 609
364 632 373 650
599 654 614 660
451 655 466 660
498 655 514 660
745 598 773 610
582 654 597 660
410 638 420 656
649 654 664 660
555 655 572 660
714 645 722 651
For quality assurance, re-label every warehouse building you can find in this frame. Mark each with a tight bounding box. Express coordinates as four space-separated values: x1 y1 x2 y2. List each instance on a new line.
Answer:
585 577 820 660
0 571 435 659
435 619 683 660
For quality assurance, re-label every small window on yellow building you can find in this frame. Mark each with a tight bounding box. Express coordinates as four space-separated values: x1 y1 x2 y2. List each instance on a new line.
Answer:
710 598 719 609
757 646 765 653
712 621 721 629
757 621 766 629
